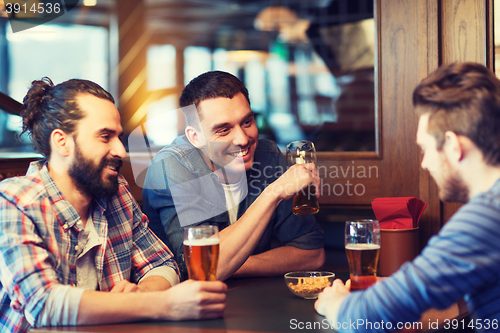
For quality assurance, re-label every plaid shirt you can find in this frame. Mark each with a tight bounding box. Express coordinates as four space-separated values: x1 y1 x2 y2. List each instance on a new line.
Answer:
0 161 178 332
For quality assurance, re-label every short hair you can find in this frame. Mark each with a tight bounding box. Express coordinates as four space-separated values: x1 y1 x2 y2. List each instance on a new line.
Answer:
179 71 250 127
20 77 114 159
413 62 500 165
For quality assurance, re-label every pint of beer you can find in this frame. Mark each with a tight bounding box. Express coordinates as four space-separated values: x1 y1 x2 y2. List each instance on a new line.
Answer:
292 185 320 216
345 220 381 291
183 225 219 281
286 140 320 216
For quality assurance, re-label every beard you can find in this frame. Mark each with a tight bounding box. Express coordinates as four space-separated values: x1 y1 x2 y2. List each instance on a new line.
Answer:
437 157 469 203
68 144 123 198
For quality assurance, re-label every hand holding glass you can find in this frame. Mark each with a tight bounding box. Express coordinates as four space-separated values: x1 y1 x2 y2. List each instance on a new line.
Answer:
345 219 381 290
183 225 220 281
286 140 320 216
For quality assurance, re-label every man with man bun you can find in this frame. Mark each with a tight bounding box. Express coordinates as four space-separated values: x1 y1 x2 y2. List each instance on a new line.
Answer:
0 78 226 332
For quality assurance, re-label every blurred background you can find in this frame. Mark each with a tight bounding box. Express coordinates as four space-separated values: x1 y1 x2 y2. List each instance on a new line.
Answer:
0 0 375 155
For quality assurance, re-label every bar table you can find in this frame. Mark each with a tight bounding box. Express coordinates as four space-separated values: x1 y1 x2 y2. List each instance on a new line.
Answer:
32 275 335 333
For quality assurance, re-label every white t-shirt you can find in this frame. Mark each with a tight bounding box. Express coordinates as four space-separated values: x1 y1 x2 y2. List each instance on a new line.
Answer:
221 174 247 224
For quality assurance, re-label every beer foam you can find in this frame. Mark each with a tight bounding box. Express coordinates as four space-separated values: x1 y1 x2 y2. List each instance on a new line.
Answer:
345 243 380 250
183 238 220 246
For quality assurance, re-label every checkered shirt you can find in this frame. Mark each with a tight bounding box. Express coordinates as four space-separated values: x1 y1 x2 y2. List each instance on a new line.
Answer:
0 161 178 332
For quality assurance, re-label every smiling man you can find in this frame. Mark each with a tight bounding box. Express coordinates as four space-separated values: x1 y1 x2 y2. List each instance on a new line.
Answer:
0 78 226 332
315 62 500 332
143 71 325 281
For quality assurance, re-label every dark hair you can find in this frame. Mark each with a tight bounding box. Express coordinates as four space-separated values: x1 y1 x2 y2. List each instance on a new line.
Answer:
179 71 250 126
21 77 114 159
413 62 500 165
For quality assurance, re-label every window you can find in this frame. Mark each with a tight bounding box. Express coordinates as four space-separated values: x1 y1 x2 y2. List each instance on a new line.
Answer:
0 19 108 153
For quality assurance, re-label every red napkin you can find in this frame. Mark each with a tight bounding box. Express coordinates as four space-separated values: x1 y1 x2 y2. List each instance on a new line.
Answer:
371 197 426 229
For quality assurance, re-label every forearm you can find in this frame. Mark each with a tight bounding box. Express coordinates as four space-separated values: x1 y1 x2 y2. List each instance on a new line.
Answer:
78 280 227 324
77 290 163 325
317 282 459 333
216 164 321 281
233 246 325 277
216 186 281 281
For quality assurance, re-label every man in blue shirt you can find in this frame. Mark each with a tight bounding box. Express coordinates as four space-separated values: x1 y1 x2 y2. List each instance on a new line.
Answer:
315 62 500 332
143 71 325 281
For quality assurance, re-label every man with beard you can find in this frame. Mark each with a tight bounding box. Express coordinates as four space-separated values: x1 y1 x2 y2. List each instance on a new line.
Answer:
0 78 226 333
143 71 324 281
315 62 500 332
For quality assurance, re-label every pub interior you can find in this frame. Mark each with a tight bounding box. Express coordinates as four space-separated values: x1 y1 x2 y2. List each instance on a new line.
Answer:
0 0 499 332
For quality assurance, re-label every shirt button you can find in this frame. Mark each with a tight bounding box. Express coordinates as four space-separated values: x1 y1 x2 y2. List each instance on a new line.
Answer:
63 223 69 229
75 245 79 251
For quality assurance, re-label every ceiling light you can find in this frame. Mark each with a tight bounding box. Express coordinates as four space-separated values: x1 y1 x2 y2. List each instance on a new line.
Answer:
254 6 310 43
254 6 298 31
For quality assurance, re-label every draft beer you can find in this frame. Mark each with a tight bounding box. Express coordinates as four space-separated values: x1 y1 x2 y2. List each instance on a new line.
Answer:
293 185 320 216
345 243 380 291
345 220 381 291
286 140 320 216
183 225 219 281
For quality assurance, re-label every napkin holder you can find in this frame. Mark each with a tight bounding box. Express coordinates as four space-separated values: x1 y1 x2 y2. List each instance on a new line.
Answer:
379 227 419 276
372 197 425 276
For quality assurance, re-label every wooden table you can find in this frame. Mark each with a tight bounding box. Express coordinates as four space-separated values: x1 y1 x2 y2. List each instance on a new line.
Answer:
32 276 336 333
31 272 468 333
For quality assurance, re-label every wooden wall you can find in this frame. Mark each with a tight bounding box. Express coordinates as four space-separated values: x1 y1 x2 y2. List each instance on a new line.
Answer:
440 0 491 222
374 0 492 249
317 0 492 250
376 0 441 249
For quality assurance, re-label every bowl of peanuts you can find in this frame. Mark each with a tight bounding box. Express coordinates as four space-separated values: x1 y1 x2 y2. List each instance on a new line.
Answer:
284 271 335 299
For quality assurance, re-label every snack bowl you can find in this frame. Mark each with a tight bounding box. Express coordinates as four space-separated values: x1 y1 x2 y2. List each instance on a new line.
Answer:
284 271 335 299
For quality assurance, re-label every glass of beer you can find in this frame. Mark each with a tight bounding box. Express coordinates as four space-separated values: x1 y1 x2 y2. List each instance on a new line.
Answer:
345 219 381 291
286 140 320 216
183 225 220 281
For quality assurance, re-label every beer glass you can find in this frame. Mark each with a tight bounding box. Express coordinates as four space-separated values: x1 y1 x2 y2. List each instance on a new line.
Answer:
286 140 320 216
345 219 381 291
183 225 220 281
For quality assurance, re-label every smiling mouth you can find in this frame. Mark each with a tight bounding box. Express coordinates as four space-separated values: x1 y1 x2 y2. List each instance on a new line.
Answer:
105 160 122 172
228 148 249 158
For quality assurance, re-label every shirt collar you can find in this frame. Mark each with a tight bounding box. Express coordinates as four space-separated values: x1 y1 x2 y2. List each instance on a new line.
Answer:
28 160 107 231
160 135 214 176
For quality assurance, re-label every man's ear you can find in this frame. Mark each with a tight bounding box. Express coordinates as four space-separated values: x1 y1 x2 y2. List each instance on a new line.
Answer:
185 126 206 148
443 131 464 163
50 129 72 158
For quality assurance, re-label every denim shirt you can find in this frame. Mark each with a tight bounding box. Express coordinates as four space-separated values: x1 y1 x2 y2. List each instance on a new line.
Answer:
142 136 324 281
